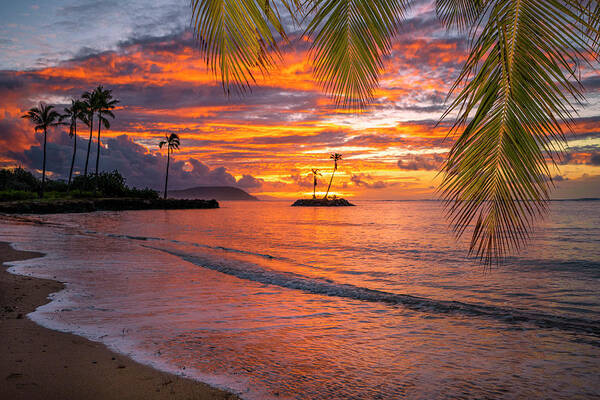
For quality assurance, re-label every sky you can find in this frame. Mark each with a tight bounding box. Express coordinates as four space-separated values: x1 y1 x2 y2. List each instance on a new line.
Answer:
1 0 599 199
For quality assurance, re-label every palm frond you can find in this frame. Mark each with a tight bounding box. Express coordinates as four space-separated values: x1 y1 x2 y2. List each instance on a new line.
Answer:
440 0 594 265
581 0 600 48
191 0 293 95
436 0 487 31
22 103 61 131
99 116 111 129
304 0 408 108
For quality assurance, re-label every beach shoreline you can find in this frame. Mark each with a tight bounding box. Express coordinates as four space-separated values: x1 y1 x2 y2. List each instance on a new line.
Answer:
0 241 238 400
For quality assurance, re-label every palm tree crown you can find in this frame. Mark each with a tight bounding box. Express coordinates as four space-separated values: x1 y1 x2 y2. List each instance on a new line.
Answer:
330 153 342 169
22 103 61 133
324 153 343 199
159 133 180 200
21 103 61 198
61 99 87 188
62 99 87 136
310 168 322 199
92 85 119 180
159 133 181 152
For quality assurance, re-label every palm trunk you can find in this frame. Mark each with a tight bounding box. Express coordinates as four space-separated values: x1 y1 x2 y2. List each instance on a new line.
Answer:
164 148 170 200
40 127 47 198
324 168 336 199
84 114 93 178
94 115 102 194
68 122 77 191
95 116 101 178
313 176 317 199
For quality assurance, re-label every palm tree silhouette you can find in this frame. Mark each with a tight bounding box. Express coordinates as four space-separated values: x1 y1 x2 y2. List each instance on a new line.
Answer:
93 86 119 179
159 133 180 200
21 103 61 198
81 89 98 178
310 168 322 199
324 153 342 200
61 99 86 190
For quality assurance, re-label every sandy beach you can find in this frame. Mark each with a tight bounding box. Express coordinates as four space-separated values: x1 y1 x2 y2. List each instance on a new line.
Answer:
0 241 238 400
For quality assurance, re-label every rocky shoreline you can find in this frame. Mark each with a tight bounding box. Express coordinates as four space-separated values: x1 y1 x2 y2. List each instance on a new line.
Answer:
0 198 219 214
291 198 355 207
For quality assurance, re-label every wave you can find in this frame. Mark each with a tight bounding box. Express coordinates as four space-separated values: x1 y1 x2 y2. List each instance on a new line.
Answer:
26 222 600 336
91 231 283 261
146 245 600 336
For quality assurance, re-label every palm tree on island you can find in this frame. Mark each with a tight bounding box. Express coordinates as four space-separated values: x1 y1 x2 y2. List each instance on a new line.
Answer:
93 86 119 179
61 99 86 190
21 103 61 198
159 133 180 200
310 168 321 199
324 153 342 200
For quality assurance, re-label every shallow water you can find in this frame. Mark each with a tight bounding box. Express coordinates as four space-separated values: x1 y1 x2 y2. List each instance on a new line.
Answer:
2 200 599 399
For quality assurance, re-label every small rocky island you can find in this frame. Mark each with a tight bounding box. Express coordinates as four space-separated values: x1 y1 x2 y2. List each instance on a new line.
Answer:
294 153 354 207
292 198 355 207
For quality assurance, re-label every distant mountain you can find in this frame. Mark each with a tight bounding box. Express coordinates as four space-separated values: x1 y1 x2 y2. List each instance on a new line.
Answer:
169 186 259 201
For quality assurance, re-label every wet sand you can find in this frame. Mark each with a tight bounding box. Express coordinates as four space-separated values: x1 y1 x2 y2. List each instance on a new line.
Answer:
0 241 238 400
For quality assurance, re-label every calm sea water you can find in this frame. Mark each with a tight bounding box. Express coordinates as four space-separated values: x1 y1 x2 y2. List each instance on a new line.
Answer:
2 200 599 399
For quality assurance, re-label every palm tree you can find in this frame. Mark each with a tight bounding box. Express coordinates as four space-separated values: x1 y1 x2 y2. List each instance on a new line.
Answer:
93 86 119 180
310 168 322 199
324 153 342 200
159 133 180 200
191 1 600 264
61 99 87 190
81 89 98 178
21 103 61 198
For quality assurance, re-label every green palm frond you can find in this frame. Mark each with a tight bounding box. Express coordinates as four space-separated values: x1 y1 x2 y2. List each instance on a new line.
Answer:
304 0 408 108
582 0 600 47
440 0 594 265
191 0 293 94
436 0 487 31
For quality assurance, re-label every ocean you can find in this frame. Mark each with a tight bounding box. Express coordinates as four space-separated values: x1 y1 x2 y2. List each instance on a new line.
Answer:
1 200 599 399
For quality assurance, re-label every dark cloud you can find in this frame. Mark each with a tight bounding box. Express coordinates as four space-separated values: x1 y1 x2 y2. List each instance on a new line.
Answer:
582 76 600 91
236 174 264 189
350 174 389 189
397 154 445 171
249 131 346 145
559 150 600 166
547 175 568 182
8 132 261 190
0 73 24 90
289 173 316 189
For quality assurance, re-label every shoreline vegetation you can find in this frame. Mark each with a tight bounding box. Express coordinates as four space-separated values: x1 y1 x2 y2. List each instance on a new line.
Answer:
0 168 219 214
0 198 219 215
0 241 238 400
